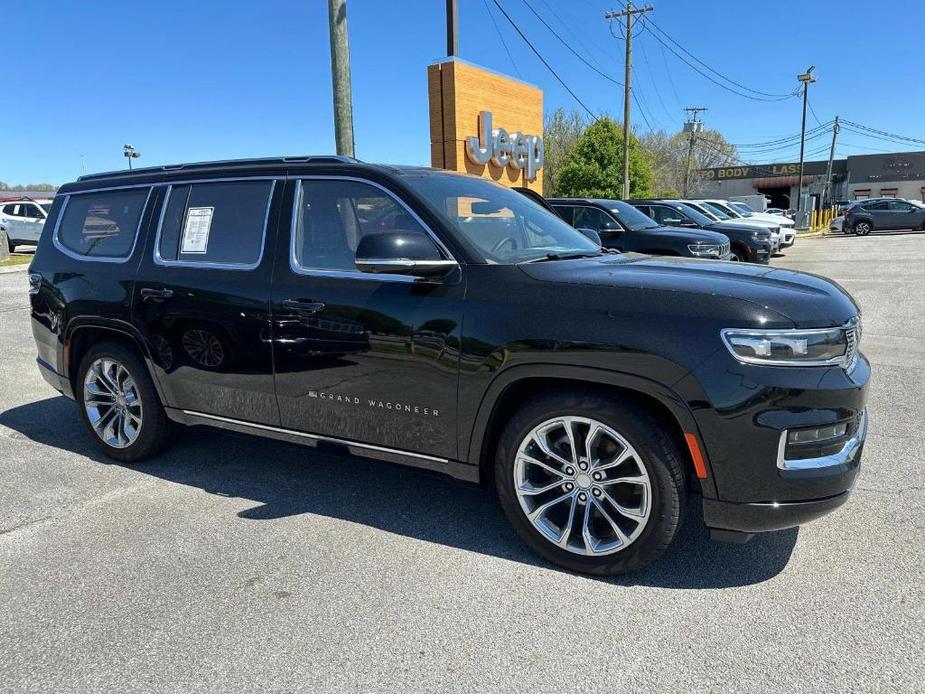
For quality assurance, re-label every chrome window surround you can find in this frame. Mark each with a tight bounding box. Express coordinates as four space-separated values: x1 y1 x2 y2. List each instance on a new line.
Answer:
153 177 277 271
777 410 867 471
288 176 458 283
720 317 861 368
51 186 153 264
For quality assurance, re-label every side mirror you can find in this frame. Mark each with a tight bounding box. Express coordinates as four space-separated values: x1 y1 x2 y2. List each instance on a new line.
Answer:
576 228 602 247
355 231 457 279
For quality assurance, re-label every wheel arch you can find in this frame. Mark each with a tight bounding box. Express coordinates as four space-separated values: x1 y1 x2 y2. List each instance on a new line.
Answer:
64 319 165 403
468 365 717 498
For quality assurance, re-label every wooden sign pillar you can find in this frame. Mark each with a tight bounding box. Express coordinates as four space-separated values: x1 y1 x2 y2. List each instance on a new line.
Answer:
428 58 544 190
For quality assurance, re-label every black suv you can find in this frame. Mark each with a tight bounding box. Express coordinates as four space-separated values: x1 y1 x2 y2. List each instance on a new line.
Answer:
29 157 869 575
844 197 925 235
630 199 773 263
547 198 733 260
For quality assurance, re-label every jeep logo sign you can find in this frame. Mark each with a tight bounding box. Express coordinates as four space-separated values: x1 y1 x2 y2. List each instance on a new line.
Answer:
465 111 544 182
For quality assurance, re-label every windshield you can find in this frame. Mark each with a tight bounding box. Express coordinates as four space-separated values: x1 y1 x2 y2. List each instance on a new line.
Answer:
684 201 719 221
608 200 659 231
911 200 925 209
728 202 755 216
40 203 52 214
675 203 714 226
700 202 732 219
409 173 599 263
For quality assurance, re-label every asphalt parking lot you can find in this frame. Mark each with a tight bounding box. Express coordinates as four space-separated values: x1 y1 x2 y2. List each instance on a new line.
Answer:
1 233 923 693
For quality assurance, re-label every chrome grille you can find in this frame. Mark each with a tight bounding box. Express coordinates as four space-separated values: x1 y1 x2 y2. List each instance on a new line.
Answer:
719 242 730 257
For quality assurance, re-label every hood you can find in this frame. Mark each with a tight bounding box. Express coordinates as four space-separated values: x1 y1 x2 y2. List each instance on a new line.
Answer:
645 225 729 244
518 254 859 328
703 222 765 240
714 218 778 232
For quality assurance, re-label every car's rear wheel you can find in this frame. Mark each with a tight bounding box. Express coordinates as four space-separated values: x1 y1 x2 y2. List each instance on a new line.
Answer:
76 341 175 462
854 220 872 236
494 390 686 575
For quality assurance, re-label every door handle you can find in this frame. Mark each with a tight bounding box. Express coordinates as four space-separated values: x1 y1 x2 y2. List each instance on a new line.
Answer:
140 287 173 302
282 299 325 314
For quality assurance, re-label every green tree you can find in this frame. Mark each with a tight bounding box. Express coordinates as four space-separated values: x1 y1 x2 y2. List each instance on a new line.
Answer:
557 118 653 199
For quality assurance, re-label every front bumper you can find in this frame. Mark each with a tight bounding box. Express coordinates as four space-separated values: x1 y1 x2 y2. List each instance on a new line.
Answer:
780 229 796 247
704 489 853 540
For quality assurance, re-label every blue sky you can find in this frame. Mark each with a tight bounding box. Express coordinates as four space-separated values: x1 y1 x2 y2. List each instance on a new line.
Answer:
3 0 924 184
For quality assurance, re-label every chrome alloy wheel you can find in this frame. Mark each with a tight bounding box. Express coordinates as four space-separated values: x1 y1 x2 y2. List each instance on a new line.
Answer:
514 416 651 556
83 358 143 449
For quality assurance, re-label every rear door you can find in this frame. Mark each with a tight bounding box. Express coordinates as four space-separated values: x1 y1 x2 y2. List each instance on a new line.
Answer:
18 202 46 243
865 200 890 229
132 177 283 425
269 176 463 459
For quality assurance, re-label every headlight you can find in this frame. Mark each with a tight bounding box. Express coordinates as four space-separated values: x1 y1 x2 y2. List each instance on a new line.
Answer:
751 230 770 240
721 324 858 366
687 243 724 257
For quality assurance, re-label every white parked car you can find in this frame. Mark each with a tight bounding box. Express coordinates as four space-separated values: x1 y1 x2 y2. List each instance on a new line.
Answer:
704 199 796 249
686 200 782 252
0 197 52 251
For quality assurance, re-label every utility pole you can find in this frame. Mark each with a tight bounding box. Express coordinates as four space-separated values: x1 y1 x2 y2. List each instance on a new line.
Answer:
327 0 355 157
796 65 816 215
821 115 840 207
682 107 707 198
446 0 458 56
605 2 654 199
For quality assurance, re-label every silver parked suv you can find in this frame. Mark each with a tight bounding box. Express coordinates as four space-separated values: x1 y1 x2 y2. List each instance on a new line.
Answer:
844 197 925 235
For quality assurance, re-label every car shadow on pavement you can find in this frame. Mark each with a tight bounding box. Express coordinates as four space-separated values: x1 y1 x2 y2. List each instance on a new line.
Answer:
1 396 798 589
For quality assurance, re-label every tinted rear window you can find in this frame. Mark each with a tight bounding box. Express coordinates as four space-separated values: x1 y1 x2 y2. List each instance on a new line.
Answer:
57 188 150 259
157 180 273 266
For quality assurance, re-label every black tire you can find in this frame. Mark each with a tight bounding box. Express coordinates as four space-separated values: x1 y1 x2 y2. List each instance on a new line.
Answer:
494 390 687 575
76 341 176 462
7 238 15 254
731 246 748 262
854 220 872 236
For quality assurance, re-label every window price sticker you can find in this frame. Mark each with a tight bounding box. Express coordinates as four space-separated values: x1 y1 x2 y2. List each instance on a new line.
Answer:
180 207 214 254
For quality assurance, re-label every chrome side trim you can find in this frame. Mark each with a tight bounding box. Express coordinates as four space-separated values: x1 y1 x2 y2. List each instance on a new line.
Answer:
288 176 458 283
152 179 277 270
51 187 153 264
777 410 868 471
181 410 449 464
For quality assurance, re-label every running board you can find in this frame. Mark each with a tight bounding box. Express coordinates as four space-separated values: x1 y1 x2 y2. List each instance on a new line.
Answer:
165 407 479 483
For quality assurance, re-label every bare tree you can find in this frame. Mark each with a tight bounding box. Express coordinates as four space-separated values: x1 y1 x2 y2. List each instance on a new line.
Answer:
542 108 585 197
640 129 738 197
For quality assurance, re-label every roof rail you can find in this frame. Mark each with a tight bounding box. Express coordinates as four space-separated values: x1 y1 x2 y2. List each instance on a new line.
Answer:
77 155 360 182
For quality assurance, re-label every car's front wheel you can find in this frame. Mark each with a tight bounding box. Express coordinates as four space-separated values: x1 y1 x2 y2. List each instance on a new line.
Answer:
495 390 687 575
76 341 175 462
854 220 872 236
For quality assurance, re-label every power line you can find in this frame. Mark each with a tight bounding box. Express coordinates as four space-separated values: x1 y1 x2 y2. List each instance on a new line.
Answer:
521 0 623 86
490 0 599 119
637 31 677 124
731 121 833 148
657 39 683 111
643 17 797 100
642 20 796 102
536 0 612 72
482 0 522 77
840 119 925 147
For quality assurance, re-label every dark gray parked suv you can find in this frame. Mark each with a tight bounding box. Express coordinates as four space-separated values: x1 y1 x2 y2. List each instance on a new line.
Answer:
844 198 925 235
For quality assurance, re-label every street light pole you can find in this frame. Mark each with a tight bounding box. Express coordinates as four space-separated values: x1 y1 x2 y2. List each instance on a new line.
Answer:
123 144 141 170
796 66 816 215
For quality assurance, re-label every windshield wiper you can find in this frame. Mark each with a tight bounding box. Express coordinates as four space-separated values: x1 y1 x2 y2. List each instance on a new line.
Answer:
520 251 601 263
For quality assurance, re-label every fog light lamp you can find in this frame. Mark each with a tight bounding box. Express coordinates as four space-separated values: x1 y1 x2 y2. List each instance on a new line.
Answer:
787 423 848 444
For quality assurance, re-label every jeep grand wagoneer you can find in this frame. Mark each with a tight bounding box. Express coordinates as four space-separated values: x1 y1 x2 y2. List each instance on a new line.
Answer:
29 156 869 575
